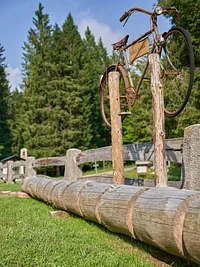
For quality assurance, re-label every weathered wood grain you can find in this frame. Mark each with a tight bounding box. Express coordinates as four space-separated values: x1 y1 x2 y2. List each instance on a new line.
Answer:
132 187 200 258
43 180 64 205
77 138 183 165
51 180 71 210
35 179 53 200
62 180 94 216
35 156 66 167
21 176 38 196
79 183 112 223
109 72 124 184
149 54 167 186
183 196 200 263
98 185 149 236
21 176 200 264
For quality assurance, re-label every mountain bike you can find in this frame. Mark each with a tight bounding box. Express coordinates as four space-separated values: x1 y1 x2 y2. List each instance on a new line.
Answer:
100 6 195 128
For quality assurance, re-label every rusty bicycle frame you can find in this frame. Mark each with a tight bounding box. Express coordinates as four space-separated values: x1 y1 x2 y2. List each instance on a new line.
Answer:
111 6 180 113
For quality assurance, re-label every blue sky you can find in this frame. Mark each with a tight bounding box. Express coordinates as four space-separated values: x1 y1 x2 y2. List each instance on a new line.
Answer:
1 0 171 90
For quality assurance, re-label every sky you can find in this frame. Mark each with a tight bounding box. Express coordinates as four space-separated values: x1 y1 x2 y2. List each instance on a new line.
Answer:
1 0 171 91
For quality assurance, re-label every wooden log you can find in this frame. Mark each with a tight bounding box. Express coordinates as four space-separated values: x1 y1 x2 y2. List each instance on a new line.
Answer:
77 138 183 165
49 210 68 218
35 156 66 167
183 124 200 190
98 185 149 236
43 180 65 205
64 148 82 181
183 196 200 264
21 176 200 264
79 183 113 223
21 176 38 195
132 187 200 258
62 180 94 216
29 177 46 198
109 71 124 184
17 192 30 198
35 179 53 200
51 180 71 210
149 54 167 187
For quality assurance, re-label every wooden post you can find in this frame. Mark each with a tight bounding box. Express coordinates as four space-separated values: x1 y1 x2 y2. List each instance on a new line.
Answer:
109 71 124 184
64 148 82 181
182 124 200 191
149 54 167 187
7 161 14 184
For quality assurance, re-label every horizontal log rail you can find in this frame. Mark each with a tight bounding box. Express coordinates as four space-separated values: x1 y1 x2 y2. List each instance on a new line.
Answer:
77 138 183 164
0 138 183 184
35 156 66 167
21 176 200 265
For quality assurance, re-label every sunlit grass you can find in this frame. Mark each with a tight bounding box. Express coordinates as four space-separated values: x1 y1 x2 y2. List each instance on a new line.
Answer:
0 183 197 267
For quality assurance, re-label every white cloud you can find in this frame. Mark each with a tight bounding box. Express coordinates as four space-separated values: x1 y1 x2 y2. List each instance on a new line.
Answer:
78 17 122 55
5 65 21 91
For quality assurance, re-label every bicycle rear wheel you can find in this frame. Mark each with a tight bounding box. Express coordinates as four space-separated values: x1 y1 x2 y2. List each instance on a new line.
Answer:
100 64 130 128
160 26 194 117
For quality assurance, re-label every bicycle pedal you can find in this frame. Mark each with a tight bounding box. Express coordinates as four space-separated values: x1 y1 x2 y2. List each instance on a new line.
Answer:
143 77 150 83
119 111 132 116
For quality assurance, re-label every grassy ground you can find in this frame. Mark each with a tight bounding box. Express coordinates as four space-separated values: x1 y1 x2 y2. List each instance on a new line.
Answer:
83 162 181 181
0 183 198 267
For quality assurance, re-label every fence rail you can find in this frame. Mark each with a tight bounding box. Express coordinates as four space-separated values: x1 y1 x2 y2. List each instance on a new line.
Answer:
1 123 200 191
0 137 183 185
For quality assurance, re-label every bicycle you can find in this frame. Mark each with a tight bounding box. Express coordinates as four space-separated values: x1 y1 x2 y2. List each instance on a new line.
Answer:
100 6 195 128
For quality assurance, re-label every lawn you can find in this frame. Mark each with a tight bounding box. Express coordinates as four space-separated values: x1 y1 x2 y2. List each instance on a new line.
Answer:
83 161 181 181
0 183 197 267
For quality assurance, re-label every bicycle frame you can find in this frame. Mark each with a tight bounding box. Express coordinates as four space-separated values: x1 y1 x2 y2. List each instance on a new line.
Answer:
116 27 158 95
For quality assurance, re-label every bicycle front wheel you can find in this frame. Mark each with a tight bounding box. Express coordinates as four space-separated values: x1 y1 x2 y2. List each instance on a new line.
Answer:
160 26 194 117
100 64 130 128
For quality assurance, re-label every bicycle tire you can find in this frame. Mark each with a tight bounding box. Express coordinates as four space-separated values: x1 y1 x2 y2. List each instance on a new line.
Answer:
100 64 130 128
159 26 194 117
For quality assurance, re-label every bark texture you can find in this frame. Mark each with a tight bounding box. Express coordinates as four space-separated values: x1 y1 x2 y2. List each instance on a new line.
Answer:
21 177 200 264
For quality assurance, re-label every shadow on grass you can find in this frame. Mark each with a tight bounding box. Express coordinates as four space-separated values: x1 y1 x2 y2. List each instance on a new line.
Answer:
75 217 198 267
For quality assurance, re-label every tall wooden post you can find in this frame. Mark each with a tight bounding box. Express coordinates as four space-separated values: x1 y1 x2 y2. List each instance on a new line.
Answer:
149 54 167 187
109 71 124 184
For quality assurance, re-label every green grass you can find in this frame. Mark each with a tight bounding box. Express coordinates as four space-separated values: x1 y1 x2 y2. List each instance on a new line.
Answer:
83 162 181 182
0 183 197 267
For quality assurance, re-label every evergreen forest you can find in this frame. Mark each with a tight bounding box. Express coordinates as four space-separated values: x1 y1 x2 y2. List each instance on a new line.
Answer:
0 0 199 160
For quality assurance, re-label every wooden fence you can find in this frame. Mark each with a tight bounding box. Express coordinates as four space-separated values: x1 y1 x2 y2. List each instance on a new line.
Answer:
1 123 200 191
0 138 183 184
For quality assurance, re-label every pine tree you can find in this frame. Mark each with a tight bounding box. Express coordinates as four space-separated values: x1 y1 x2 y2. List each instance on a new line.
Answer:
8 89 25 155
82 27 111 148
122 57 153 144
0 44 12 159
21 3 53 158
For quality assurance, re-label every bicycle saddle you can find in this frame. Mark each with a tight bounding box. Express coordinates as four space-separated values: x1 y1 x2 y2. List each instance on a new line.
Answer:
112 35 129 50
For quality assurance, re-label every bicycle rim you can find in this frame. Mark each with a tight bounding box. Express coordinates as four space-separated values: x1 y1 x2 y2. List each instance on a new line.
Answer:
100 64 130 128
160 26 194 117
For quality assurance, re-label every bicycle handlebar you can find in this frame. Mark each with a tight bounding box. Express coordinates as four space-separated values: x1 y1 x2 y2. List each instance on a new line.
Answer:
119 6 180 24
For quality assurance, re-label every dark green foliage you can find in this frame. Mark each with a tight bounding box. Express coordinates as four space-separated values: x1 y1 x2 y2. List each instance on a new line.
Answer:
156 0 200 138
82 28 111 148
122 58 153 144
10 3 112 158
7 89 25 155
0 44 12 159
